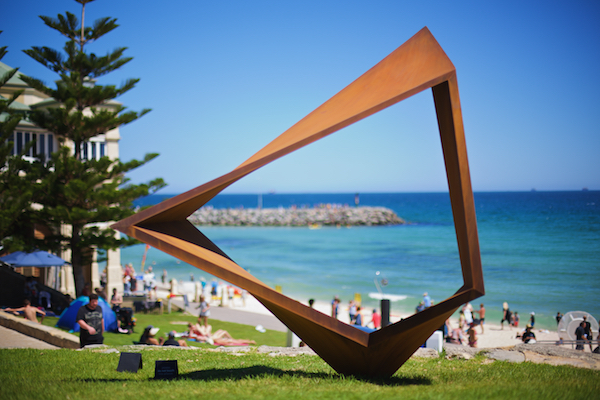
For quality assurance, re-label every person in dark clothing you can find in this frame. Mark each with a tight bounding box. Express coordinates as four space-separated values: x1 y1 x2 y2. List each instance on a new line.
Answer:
76 294 104 348
582 315 593 351
501 302 512 330
521 324 536 344
160 330 188 347
162 331 181 346
575 321 587 351
556 312 562 324
139 325 160 345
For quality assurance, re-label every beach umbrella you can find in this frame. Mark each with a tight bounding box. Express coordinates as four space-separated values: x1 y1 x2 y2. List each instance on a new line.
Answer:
0 251 66 290
0 250 65 267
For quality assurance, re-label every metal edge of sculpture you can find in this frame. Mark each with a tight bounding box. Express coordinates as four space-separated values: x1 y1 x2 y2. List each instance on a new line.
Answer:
112 27 484 378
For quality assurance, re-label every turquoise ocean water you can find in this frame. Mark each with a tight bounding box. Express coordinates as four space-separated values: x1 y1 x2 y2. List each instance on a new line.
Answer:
122 191 600 330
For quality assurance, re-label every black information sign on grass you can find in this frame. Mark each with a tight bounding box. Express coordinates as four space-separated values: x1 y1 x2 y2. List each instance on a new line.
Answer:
154 360 179 380
116 353 142 373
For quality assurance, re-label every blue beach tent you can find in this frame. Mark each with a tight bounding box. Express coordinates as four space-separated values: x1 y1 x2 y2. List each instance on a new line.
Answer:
57 296 117 332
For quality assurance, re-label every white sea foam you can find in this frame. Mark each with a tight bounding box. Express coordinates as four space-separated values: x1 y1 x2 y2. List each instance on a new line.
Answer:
368 292 408 301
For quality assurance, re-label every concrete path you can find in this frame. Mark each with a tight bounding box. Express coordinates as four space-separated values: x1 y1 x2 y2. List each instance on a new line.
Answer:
168 297 288 332
0 325 60 349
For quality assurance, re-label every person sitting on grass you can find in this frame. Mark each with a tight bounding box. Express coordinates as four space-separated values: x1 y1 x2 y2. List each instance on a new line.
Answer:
4 299 46 323
162 330 189 347
139 325 160 345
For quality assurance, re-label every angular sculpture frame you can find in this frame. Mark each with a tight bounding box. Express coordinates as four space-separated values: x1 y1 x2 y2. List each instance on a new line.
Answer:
112 27 484 377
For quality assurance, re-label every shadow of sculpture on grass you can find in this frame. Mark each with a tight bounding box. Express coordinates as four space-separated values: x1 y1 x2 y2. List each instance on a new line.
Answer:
181 366 432 386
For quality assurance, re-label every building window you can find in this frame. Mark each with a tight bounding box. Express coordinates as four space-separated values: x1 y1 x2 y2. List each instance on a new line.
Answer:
32 133 37 157
25 133 30 155
16 131 23 154
48 134 53 154
38 134 45 157
100 143 105 158
91 142 96 160
7 134 14 156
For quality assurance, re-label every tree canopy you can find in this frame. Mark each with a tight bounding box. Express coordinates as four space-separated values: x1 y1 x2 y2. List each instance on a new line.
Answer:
10 1 165 295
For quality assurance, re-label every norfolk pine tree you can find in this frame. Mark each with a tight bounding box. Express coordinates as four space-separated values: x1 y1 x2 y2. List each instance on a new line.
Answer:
19 1 165 295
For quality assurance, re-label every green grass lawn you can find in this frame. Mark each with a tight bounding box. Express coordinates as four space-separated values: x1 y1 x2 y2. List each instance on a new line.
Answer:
42 311 287 347
0 347 598 400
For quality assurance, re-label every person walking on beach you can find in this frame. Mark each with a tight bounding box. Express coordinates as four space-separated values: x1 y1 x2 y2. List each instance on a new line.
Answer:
331 296 340 319
575 322 587 351
501 302 512 330
463 303 473 326
370 308 381 329
353 306 363 326
349 300 357 323
4 299 46 323
76 294 104 348
512 312 520 328
529 312 535 328
474 303 486 333
210 279 218 300
556 312 563 324
582 315 594 351
197 295 210 327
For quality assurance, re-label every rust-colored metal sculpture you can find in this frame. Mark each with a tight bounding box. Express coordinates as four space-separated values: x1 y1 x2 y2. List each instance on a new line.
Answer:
112 27 484 377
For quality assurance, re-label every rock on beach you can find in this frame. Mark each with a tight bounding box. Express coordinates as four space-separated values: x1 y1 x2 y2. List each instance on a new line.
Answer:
188 206 405 227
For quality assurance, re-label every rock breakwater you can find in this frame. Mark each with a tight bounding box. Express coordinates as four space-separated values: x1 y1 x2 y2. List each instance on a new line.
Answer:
188 206 405 227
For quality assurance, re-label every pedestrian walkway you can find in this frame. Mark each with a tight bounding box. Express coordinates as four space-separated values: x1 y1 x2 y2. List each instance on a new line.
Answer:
0 325 60 349
167 296 288 332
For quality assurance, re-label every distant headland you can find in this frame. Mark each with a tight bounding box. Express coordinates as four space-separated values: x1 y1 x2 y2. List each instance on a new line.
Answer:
188 205 405 227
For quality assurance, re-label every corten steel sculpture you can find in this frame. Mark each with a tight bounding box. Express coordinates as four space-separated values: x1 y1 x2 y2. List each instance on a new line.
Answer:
112 27 484 377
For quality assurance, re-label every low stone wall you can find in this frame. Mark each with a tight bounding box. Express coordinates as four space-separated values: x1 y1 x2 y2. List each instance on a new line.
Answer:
0 310 79 349
188 206 405 226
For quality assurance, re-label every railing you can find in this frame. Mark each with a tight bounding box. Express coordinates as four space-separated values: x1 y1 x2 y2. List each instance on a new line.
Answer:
531 339 599 350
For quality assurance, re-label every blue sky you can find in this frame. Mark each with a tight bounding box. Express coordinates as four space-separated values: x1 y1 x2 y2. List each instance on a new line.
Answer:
3 0 599 194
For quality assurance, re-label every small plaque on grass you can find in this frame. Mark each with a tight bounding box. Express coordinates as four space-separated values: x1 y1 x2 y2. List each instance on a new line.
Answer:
154 360 178 379
116 352 142 373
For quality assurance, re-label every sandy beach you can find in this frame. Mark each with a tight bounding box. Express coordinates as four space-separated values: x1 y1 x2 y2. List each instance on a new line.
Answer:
157 282 563 351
